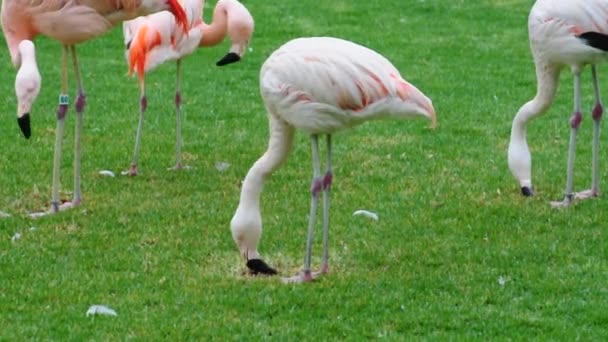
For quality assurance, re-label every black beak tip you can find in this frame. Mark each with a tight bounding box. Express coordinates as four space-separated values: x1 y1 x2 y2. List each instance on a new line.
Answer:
521 186 534 197
18 114 31 139
216 52 241 66
246 258 278 276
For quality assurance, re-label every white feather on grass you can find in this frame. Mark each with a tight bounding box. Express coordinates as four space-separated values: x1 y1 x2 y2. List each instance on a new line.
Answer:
353 210 379 221
215 161 231 172
86 305 118 317
29 211 48 219
99 170 116 177
11 232 21 243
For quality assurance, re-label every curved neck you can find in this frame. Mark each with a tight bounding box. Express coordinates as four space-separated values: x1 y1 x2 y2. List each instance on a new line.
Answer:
2 4 36 67
511 61 560 139
199 1 228 47
239 164 266 210
238 117 294 209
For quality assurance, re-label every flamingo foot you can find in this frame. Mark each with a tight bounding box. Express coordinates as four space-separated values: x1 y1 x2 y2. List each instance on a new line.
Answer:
246 259 277 275
121 164 139 176
574 189 600 200
58 200 79 211
281 269 317 284
28 199 80 218
550 194 574 209
167 163 191 171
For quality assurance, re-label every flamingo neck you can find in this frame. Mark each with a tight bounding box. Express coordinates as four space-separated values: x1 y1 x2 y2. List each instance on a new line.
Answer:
238 118 295 209
239 167 265 210
199 1 229 47
2 13 36 67
511 62 560 142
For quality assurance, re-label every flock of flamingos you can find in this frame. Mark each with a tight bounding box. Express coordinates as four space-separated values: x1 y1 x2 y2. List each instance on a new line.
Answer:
2 0 608 283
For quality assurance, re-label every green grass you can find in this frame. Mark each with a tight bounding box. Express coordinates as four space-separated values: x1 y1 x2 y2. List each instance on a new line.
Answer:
1 0 608 339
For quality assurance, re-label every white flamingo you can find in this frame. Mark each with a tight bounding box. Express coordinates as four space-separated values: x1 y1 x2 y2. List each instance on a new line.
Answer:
230 37 436 283
508 0 608 207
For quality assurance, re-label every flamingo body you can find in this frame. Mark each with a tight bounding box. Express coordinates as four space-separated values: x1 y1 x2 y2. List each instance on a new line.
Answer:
261 37 435 134
231 37 436 283
508 0 608 206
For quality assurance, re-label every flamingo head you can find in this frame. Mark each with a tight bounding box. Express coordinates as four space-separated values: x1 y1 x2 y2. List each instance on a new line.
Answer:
14 40 41 139
394 78 436 128
215 0 255 66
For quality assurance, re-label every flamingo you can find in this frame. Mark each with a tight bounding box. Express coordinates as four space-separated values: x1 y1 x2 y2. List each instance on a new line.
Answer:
230 37 436 283
508 0 608 207
1 0 189 216
122 0 254 176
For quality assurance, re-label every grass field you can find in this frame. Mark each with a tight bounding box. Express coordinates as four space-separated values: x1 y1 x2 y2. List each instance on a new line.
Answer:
1 0 608 339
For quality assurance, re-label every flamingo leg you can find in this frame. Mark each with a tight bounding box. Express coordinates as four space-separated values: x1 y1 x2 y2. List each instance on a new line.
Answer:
576 65 603 199
552 70 583 208
169 59 187 171
283 134 322 283
50 45 70 213
317 134 333 275
125 77 147 176
70 45 86 207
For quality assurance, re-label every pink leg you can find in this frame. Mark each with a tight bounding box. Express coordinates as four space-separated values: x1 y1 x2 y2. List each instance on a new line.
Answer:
282 135 323 284
575 65 603 200
317 134 333 275
70 46 85 207
124 88 146 177
172 89 184 170
169 59 189 171
552 70 583 208
30 45 74 217
50 47 71 213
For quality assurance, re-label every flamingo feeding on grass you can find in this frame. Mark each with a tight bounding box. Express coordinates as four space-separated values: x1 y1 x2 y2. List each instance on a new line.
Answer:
122 0 254 176
230 37 436 283
508 0 608 207
1 0 188 216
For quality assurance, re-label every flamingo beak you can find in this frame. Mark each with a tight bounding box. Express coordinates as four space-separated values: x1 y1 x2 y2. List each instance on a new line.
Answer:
216 52 241 66
166 0 189 33
18 113 31 139
216 38 251 66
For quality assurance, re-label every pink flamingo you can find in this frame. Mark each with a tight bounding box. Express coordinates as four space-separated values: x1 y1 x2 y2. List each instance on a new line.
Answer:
122 0 254 175
1 0 189 215
508 0 608 207
230 37 436 283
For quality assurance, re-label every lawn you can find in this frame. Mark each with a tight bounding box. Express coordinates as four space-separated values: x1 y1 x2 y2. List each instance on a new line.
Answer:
1 0 607 339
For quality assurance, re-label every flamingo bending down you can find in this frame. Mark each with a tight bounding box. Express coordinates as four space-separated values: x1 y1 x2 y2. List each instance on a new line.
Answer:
230 37 436 283
508 0 608 207
122 0 254 175
1 0 189 215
